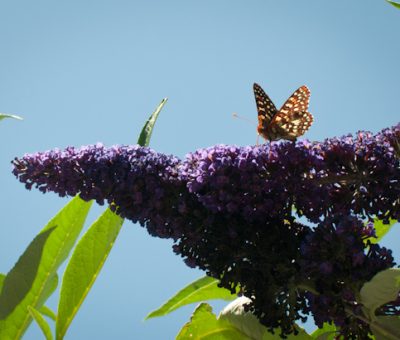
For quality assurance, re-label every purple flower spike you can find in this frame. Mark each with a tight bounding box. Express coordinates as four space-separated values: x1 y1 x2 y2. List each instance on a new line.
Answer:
13 144 188 239
12 123 400 338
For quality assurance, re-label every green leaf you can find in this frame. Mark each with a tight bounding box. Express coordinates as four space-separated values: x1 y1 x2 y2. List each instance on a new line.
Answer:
0 113 23 122
145 276 236 319
0 273 5 294
54 94 158 338
28 306 54 340
387 0 400 9
137 98 167 147
367 218 397 244
41 273 59 309
310 323 337 339
219 297 312 340
371 316 400 340
360 268 400 321
0 196 92 339
176 303 248 340
39 305 57 322
56 207 123 340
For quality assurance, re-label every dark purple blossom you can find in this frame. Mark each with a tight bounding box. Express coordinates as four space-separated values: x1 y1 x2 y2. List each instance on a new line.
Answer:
13 144 188 239
180 142 323 223
181 125 400 224
307 127 400 223
13 124 400 227
300 215 394 338
11 123 400 338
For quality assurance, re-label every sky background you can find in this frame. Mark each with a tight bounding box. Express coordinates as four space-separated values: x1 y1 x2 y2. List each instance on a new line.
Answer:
1 1 399 339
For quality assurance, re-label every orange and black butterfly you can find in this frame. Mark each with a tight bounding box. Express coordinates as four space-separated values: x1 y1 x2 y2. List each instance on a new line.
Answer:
254 83 313 141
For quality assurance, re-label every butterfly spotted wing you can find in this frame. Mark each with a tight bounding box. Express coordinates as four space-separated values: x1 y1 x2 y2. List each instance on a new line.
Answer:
254 83 278 123
254 83 313 141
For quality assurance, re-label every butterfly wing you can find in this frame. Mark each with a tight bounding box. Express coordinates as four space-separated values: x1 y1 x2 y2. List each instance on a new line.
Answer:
253 83 278 139
267 85 313 140
279 85 310 115
269 111 313 140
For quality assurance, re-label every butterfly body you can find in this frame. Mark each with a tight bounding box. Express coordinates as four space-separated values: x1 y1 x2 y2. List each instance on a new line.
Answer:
254 83 313 141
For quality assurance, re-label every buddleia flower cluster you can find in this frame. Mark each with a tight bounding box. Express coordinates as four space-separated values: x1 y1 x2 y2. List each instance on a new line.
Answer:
12 123 400 338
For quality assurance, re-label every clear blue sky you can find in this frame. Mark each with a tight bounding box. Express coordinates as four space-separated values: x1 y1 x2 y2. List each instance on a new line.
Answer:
1 1 399 339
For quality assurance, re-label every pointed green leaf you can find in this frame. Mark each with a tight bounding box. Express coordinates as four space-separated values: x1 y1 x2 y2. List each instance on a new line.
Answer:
0 226 55 323
0 274 5 294
39 273 59 310
0 196 92 339
0 113 23 122
371 316 400 340
360 268 400 321
310 323 337 339
219 297 312 340
137 98 167 147
387 0 400 9
39 305 56 322
368 218 398 244
28 306 53 340
176 303 248 340
56 207 123 340
145 276 236 319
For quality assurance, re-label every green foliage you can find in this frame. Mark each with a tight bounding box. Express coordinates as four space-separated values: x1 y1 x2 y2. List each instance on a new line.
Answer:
310 323 337 339
0 196 92 339
219 298 312 340
39 305 57 322
176 299 312 340
360 268 400 320
0 98 164 339
53 99 163 338
56 208 124 339
0 273 5 294
146 276 237 319
176 303 249 340
371 316 400 340
137 98 168 147
387 0 400 9
0 113 23 122
360 268 400 339
28 306 53 340
368 218 398 244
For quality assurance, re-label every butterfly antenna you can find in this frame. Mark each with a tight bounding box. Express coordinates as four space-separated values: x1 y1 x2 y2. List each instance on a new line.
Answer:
232 113 257 127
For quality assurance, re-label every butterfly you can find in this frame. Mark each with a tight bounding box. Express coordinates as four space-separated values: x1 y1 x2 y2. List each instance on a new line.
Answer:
253 83 313 141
